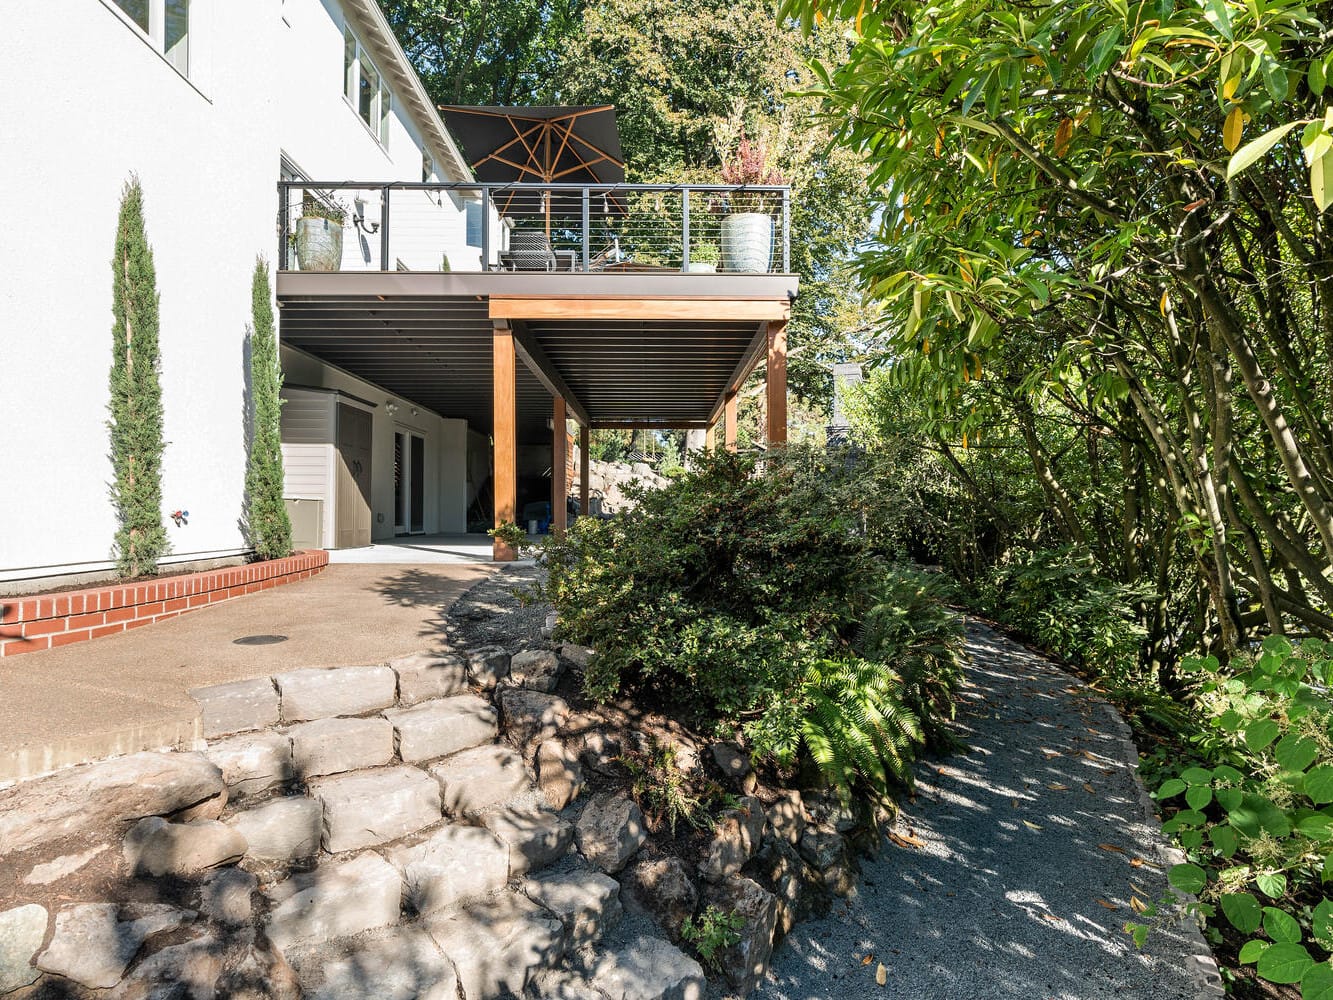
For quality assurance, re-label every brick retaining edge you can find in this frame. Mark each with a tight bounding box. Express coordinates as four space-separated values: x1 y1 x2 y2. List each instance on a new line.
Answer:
0 551 330 658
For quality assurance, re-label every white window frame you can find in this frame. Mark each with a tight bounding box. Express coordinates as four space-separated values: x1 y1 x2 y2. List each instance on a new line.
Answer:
343 25 391 150
101 0 196 83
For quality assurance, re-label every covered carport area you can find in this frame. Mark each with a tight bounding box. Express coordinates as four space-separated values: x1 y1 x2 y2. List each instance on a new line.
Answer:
276 270 797 560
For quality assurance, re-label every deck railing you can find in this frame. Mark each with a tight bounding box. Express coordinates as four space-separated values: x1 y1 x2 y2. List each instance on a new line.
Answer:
277 181 791 276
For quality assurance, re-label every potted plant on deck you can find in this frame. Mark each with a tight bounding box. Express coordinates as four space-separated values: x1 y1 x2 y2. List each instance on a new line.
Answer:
718 137 784 273
686 242 720 273
294 195 346 272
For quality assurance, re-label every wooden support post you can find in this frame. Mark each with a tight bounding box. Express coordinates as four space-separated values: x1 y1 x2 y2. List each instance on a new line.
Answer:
552 396 568 535
706 423 717 453
766 319 788 447
579 424 590 519
724 392 738 452
493 322 517 561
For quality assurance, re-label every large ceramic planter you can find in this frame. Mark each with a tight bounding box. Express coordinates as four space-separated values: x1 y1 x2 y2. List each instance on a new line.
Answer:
295 217 344 272
720 212 773 273
685 262 717 274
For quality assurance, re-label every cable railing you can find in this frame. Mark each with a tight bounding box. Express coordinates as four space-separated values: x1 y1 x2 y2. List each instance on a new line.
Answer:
277 181 791 276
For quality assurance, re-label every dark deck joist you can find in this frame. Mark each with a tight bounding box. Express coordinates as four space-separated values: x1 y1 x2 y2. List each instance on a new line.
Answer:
276 270 798 438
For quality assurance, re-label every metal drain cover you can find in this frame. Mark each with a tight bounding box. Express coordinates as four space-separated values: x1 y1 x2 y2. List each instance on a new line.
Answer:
232 634 288 646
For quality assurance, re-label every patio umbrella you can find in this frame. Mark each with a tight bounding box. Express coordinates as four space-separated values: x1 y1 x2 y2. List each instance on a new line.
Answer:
438 105 626 231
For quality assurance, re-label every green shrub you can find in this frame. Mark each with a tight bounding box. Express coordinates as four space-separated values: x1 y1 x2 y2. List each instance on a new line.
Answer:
681 905 745 970
540 447 965 798
1145 637 1333 997
243 258 292 561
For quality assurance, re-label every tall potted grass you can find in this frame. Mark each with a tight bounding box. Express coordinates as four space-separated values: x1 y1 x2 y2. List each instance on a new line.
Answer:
719 137 784 274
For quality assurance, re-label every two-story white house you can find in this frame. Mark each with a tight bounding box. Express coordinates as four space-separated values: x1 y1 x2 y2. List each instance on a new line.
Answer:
1 0 493 592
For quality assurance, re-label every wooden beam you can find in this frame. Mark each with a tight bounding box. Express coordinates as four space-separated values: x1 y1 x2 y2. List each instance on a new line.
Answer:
724 393 738 452
552 396 568 535
493 321 517 561
508 321 591 427
766 319 787 447
490 297 790 323
579 425 590 518
707 322 768 426
589 420 712 430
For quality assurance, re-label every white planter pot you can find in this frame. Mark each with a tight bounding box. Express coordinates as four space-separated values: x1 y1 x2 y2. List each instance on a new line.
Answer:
295 218 343 272
720 213 773 273
685 262 717 273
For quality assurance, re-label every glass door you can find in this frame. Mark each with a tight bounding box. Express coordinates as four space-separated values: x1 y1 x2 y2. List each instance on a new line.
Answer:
394 430 427 535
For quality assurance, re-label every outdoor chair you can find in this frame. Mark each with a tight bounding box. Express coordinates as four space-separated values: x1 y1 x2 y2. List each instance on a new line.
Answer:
499 229 557 271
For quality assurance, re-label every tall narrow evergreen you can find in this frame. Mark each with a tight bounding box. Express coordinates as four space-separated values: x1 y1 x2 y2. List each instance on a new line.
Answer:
108 176 168 578
244 257 292 560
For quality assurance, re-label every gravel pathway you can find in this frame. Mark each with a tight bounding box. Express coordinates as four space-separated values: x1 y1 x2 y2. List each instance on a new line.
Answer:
759 622 1222 1000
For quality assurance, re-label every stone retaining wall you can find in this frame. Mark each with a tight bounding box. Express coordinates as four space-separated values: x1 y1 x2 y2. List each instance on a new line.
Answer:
0 551 329 658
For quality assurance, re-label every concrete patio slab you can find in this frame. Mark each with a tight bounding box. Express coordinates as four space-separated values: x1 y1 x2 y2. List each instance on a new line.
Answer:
0 563 493 784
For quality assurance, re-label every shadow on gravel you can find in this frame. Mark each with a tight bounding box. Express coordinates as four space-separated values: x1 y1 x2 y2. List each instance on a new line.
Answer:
758 624 1205 1000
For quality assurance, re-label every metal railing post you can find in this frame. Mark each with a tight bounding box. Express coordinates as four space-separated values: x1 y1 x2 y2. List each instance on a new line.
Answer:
380 186 391 271
681 188 690 272
278 182 289 271
581 187 591 272
781 188 790 274
482 186 491 271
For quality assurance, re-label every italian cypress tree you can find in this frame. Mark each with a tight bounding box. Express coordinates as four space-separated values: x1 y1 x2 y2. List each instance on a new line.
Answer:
243 257 292 560
108 176 168 578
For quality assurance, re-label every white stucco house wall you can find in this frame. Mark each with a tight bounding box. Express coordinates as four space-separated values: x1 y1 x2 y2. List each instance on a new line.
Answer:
0 0 490 592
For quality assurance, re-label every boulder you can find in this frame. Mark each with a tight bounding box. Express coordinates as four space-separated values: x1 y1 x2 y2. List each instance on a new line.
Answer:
621 857 697 940
389 652 469 705
190 677 280 739
264 852 401 951
509 649 563 692
36 903 193 990
293 926 458 1000
482 805 574 876
110 932 223 999
559 643 595 669
574 793 646 874
288 716 394 778
466 646 511 690
767 789 806 846
384 695 497 763
205 731 294 799
711 742 751 781
309 765 441 853
699 798 764 883
0 904 47 993
215 938 301 1000
123 817 247 877
498 688 570 758
428 744 530 818
200 867 257 927
273 665 396 722
423 892 566 999
756 838 825 935
385 825 510 916
706 876 779 996
522 870 622 949
226 796 323 862
0 751 224 857
586 933 705 1000
537 739 585 810
798 827 845 870
581 731 623 775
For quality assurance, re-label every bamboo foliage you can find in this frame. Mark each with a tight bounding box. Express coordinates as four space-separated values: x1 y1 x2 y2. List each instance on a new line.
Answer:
108 176 168 578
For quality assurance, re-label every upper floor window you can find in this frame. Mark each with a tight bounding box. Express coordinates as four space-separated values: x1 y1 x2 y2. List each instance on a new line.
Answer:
465 202 483 248
110 0 190 74
343 26 390 148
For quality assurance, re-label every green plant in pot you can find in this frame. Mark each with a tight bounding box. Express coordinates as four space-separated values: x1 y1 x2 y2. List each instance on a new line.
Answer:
718 137 784 274
687 241 720 274
295 195 347 272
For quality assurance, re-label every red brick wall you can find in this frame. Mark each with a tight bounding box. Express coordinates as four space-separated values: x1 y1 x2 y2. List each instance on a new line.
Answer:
0 551 330 657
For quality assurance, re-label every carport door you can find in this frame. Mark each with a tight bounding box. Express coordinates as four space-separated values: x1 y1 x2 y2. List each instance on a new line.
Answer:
335 403 372 548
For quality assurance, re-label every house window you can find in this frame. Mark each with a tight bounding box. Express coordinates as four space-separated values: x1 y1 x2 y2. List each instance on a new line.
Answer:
344 25 390 148
465 202 483 248
109 0 190 74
